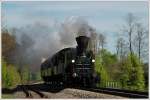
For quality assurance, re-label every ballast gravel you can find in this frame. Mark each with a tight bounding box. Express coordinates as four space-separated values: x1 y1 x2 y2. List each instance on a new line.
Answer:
12 88 126 98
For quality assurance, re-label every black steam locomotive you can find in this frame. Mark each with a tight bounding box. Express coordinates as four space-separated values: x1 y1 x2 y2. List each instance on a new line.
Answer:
41 36 99 87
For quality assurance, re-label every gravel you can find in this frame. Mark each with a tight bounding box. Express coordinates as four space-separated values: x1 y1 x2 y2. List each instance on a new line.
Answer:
61 88 126 99
4 88 126 98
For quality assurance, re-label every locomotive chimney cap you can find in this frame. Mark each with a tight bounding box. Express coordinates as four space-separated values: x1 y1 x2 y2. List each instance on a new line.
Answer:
76 35 90 39
76 35 89 49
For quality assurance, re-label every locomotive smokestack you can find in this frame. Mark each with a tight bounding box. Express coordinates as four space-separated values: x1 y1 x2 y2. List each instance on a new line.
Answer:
76 36 89 55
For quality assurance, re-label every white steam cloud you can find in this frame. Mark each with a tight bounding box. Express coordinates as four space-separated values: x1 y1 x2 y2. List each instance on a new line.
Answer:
10 16 96 72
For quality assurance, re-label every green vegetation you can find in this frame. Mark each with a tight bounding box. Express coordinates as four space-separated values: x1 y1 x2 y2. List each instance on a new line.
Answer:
2 59 21 88
120 53 145 91
2 58 41 88
95 49 146 91
20 66 30 84
2 30 41 88
95 54 109 87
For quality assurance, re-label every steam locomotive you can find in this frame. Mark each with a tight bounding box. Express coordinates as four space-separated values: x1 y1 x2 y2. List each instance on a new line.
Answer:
41 36 99 87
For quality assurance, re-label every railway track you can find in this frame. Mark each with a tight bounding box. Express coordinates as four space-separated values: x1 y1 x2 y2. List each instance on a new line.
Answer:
74 87 148 98
2 83 148 98
21 85 48 98
15 84 150 98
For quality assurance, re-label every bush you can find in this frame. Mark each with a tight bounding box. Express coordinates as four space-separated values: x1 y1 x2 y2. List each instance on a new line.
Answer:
20 67 30 84
120 53 145 91
2 59 21 88
95 54 109 87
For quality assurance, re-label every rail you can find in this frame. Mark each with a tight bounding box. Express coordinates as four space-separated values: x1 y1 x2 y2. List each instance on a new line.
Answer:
74 87 148 98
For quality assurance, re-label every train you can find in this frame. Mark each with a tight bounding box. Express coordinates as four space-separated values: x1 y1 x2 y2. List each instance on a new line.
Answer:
41 36 99 87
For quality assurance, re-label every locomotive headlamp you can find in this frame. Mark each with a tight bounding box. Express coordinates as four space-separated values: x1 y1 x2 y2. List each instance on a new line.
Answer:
73 73 77 77
92 59 95 63
72 59 75 63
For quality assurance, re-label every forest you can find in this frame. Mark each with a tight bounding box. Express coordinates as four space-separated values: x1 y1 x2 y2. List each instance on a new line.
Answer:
2 13 148 91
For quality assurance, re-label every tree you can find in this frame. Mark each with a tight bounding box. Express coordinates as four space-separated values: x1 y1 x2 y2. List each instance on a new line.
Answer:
95 54 109 87
8 65 21 87
2 29 17 63
2 59 21 88
123 13 137 55
119 13 147 91
134 23 148 61
97 33 106 67
30 71 41 81
98 34 106 50
120 53 145 91
100 49 118 80
116 37 126 60
2 59 7 88
18 66 30 84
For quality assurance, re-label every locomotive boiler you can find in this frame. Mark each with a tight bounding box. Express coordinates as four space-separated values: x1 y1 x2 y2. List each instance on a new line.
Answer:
41 36 99 87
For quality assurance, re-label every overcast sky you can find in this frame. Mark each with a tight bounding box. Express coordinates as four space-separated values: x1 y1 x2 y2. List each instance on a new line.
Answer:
2 1 149 53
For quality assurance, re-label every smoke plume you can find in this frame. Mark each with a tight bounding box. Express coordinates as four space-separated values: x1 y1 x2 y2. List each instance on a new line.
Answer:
10 16 96 72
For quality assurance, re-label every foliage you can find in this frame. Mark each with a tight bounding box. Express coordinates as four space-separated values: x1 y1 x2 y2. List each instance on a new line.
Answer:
2 30 17 63
120 53 145 91
95 51 109 87
98 34 106 49
2 59 7 87
95 49 146 91
95 56 109 81
2 28 41 86
30 71 41 81
2 59 41 88
20 66 30 84
35 71 42 81
99 49 118 80
95 49 121 87
100 49 118 66
2 59 21 88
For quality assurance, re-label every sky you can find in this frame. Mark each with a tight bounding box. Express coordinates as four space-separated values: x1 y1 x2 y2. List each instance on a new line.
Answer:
1 1 149 53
